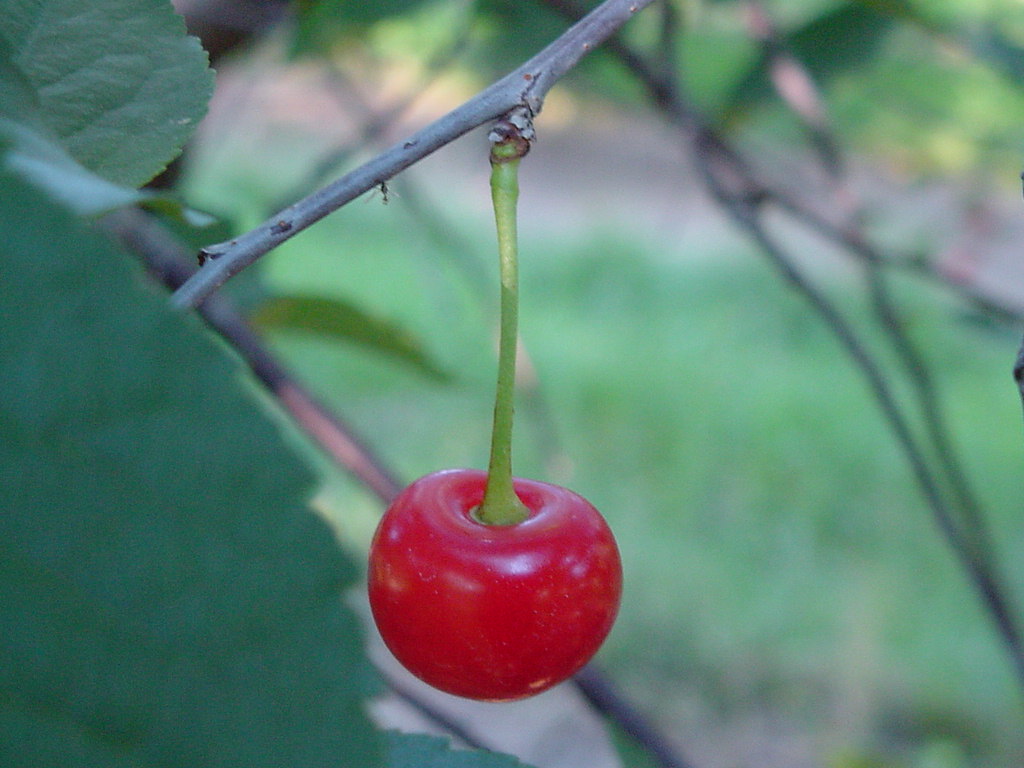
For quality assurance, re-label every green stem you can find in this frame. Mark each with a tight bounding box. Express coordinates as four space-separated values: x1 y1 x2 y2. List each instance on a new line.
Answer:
477 143 530 526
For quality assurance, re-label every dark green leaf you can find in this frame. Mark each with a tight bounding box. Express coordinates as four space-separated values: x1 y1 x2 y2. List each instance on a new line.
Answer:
0 169 381 767
385 731 535 768
1 119 143 214
253 294 451 381
784 4 894 76
0 120 215 220
0 0 213 186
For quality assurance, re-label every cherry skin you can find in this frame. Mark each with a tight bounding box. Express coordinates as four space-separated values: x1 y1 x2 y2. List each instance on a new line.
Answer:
367 468 623 702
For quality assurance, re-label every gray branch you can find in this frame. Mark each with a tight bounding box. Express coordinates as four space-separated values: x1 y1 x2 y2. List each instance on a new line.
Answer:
170 0 654 309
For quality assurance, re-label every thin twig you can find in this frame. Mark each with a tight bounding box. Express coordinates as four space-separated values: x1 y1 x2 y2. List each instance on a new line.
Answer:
738 0 1008 658
861 263 998 561
267 10 477 215
739 0 1002 607
721 197 1024 692
378 673 494 751
170 0 654 309
575 665 698 768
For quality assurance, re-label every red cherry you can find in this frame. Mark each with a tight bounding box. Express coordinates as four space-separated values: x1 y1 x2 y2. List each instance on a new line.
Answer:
367 468 623 701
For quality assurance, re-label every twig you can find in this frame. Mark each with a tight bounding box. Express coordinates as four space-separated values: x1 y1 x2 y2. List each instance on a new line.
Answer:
736 0 1009 664
719 196 1024 692
742 1 841 176
574 665 698 768
861 262 998 558
378 673 493 751
739 1 1003 607
170 0 655 309
267 11 477 215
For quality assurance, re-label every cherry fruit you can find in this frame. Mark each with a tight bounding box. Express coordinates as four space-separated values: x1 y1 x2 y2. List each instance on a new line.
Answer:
367 468 622 701
368 117 621 701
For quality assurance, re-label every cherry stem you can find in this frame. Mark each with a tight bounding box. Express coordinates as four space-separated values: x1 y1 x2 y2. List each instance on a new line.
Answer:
477 127 532 526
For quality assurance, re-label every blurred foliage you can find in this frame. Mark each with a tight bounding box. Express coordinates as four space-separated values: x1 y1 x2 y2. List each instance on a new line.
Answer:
291 0 434 56
251 294 452 380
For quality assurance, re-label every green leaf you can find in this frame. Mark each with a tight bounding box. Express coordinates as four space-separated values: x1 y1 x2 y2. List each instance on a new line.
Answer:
385 732 535 768
0 119 215 220
0 169 381 767
252 294 451 382
1 118 143 214
0 0 213 186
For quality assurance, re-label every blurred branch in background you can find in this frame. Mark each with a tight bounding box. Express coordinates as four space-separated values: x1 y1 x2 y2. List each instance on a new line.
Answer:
104 206 700 768
575 665 697 768
737 0 1009 654
538 0 1024 696
742 1 842 178
1015 339 1024 416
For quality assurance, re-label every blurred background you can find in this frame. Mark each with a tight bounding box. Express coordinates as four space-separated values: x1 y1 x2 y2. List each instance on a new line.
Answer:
168 1 1024 766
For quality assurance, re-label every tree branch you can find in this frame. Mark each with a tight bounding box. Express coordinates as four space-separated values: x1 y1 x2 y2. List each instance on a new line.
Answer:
735 0 1001 601
719 196 1024 692
575 665 698 768
170 0 654 309
265 12 477 216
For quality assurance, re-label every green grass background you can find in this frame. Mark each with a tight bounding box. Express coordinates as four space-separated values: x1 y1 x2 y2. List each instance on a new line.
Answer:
181 120 1024 767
